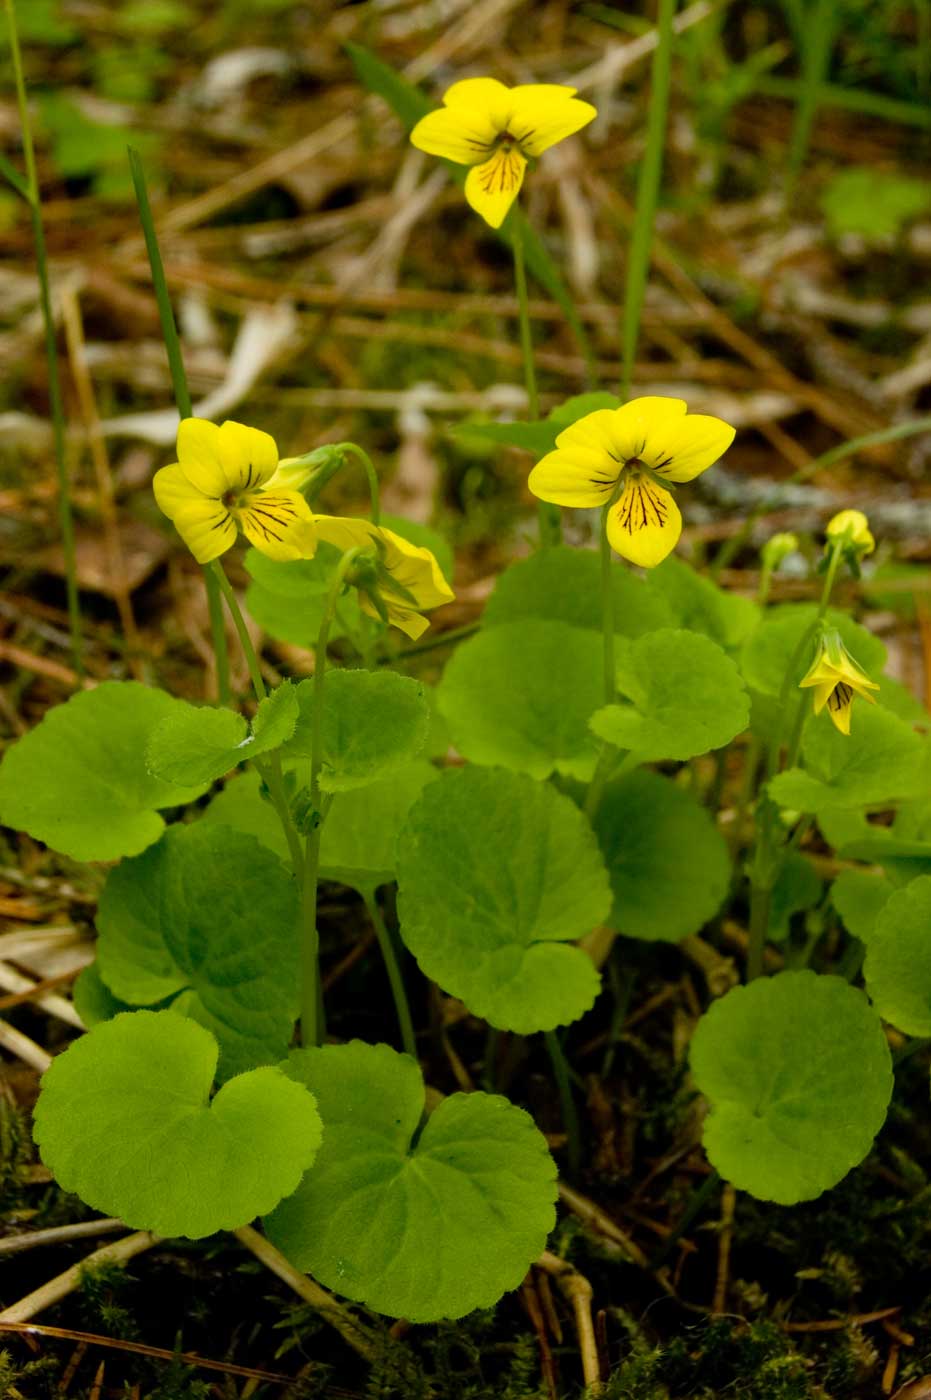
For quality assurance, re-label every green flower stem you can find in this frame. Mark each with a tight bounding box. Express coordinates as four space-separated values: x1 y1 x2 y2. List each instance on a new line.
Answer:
647 1168 721 1271
128 147 230 706
300 546 366 1048
6 0 82 677
599 503 616 706
544 1029 581 1178
512 216 560 548
364 892 417 1061
208 562 266 700
333 442 381 525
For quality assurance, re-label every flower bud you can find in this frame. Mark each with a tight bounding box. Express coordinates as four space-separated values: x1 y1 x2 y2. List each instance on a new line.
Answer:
826 510 874 557
761 532 799 571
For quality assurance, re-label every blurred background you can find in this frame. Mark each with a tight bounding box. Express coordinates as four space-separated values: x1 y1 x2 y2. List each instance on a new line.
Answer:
1 0 929 696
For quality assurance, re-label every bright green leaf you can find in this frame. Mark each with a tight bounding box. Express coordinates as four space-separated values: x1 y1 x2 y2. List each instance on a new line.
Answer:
454 394 622 458
594 769 730 942
397 767 609 1032
437 621 602 780
643 556 760 651
482 547 674 638
768 707 929 812
864 876 931 1035
265 1040 557 1320
822 167 931 241
96 824 299 1080
33 1010 322 1238
72 963 135 1027
146 683 298 787
830 870 896 944
0 682 209 862
591 629 749 763
285 670 429 791
691 972 892 1204
769 853 823 943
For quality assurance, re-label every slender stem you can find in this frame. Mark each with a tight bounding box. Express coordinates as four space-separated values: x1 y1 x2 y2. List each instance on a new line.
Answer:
208 562 266 700
128 146 230 704
365 892 416 1060
544 1029 581 1178
261 755 305 874
512 216 560 548
621 0 676 398
599 504 616 706
648 1170 721 1271
300 547 365 1047
333 443 380 525
7 0 82 676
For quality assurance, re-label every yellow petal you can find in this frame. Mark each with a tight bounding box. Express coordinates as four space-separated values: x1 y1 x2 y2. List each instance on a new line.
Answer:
152 462 197 521
362 596 431 641
171 499 237 564
507 86 597 156
442 77 511 122
464 148 526 228
556 398 687 463
176 417 227 497
825 683 854 735
607 475 682 568
642 413 736 483
410 105 498 164
313 514 378 555
217 420 278 491
378 526 455 610
236 491 317 561
528 447 618 508
808 678 837 714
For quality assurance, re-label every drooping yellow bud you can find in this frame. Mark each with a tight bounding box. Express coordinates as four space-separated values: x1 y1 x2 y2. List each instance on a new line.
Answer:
798 629 880 735
826 510 874 557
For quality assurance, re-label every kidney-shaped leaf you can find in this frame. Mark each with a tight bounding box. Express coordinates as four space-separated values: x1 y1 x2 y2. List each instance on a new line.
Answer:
864 876 931 1035
591 629 749 763
437 621 602 780
482 547 673 638
264 1040 557 1321
769 707 929 812
96 824 299 1079
284 670 429 791
690 972 892 1204
33 1010 322 1238
0 683 209 862
830 870 896 945
146 683 298 788
397 767 609 1032
643 556 759 651
594 769 730 941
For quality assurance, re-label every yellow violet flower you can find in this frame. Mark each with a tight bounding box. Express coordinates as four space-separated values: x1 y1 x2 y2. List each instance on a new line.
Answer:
826 509 875 557
153 418 317 564
798 630 879 736
314 515 454 640
527 396 736 568
410 78 596 229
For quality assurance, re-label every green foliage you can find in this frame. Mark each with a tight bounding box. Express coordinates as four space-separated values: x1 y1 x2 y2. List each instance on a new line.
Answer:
830 869 895 943
33 1010 322 1238
0 1098 32 1213
38 93 158 198
591 629 750 763
482 546 674 637
146 682 298 787
397 767 608 1031
643 556 760 651
437 620 603 780
863 875 931 1034
740 605 886 697
594 769 731 941
72 962 136 1025
0 0 76 46
455 393 622 457
318 761 439 895
265 1040 557 1321
95 824 300 1079
0 682 209 861
285 670 430 791
822 166 931 239
769 853 823 942
691 972 892 1203
768 706 929 811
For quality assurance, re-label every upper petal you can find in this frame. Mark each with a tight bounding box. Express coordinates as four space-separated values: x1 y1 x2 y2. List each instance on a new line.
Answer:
528 448 619 508
217 420 279 491
464 149 526 228
507 86 597 156
153 462 197 521
606 475 682 568
442 77 511 123
410 105 499 164
171 499 237 564
176 417 227 497
643 412 736 483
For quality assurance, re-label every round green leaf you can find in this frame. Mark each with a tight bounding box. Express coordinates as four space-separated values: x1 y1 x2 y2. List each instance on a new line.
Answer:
740 605 886 698
437 621 602 780
146 683 298 788
643 556 759 651
319 762 439 893
202 768 290 863
285 670 429 792
768 707 930 812
0 682 209 862
397 767 609 1032
830 870 896 945
33 1010 322 1238
96 824 299 1079
72 962 135 1026
590 629 749 763
482 547 673 638
691 972 892 1204
769 853 823 943
864 876 931 1035
265 1040 557 1321
594 769 730 942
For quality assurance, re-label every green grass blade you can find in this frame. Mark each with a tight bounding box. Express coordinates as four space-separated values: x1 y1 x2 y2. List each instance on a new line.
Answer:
784 0 840 203
0 150 28 199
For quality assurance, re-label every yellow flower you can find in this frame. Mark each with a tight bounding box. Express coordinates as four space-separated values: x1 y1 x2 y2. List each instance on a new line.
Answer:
826 509 874 557
153 418 318 564
798 630 879 736
527 396 736 568
314 516 454 640
410 78 596 228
